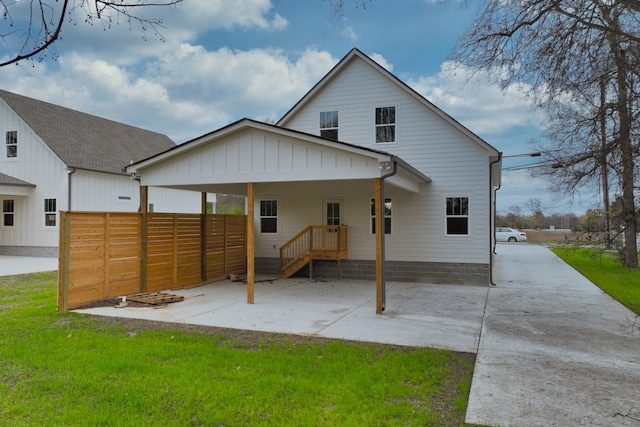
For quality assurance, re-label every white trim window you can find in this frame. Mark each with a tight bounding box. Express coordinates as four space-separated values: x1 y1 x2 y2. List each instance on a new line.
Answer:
370 197 392 234
6 130 17 158
446 197 469 235
375 106 395 143
44 198 57 227
320 110 339 140
259 200 278 234
3 199 14 226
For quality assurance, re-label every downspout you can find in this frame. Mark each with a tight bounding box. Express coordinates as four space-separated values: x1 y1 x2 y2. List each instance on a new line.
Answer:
379 158 399 312
489 153 502 286
66 167 76 210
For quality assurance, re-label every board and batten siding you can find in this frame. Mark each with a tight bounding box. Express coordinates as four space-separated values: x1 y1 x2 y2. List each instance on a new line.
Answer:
282 58 493 264
0 100 68 250
71 170 203 214
140 127 383 188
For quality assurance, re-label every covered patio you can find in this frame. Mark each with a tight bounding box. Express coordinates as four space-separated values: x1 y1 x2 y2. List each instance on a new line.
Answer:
127 119 431 314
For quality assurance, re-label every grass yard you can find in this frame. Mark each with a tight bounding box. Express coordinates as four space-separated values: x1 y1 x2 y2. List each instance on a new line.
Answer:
552 246 640 315
0 272 475 426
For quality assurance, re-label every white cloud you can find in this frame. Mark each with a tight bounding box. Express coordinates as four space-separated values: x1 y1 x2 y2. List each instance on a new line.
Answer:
340 25 358 42
0 47 337 143
408 61 542 136
176 0 288 31
369 53 393 72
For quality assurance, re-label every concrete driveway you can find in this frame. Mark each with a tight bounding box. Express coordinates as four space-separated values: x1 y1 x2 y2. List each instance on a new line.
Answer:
467 244 640 427
0 255 58 277
72 244 640 426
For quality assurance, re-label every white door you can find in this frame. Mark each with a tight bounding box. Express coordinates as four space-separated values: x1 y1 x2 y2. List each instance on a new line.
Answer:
323 199 342 226
321 199 342 248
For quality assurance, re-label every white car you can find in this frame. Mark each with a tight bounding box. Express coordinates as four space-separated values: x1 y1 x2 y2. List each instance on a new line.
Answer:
496 227 527 242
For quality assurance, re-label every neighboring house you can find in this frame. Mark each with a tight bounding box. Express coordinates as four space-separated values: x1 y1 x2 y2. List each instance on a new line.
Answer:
127 48 502 299
0 90 207 257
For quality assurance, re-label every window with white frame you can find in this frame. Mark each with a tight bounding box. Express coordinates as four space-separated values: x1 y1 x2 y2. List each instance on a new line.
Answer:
370 197 392 234
446 197 469 235
375 106 395 143
260 200 278 234
3 199 14 226
44 199 57 227
6 131 17 158
320 110 339 140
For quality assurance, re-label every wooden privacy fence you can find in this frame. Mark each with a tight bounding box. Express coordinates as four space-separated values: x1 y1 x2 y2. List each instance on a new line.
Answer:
58 212 247 311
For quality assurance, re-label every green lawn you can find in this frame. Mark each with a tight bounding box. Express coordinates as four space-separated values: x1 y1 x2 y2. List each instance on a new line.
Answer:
552 246 640 315
0 272 474 426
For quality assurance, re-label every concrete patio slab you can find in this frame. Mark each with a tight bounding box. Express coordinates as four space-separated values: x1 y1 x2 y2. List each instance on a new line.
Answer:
76 277 489 353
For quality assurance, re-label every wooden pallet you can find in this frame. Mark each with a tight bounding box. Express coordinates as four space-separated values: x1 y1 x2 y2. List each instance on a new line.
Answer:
127 292 184 305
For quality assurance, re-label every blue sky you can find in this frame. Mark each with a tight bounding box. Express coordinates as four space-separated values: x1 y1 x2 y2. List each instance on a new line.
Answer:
0 0 600 215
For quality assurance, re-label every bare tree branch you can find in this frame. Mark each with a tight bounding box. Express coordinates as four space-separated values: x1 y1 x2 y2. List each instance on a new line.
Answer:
451 0 640 267
0 0 183 67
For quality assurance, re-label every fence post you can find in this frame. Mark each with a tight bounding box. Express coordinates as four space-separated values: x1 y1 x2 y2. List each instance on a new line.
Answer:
57 211 70 312
140 186 148 293
201 192 207 282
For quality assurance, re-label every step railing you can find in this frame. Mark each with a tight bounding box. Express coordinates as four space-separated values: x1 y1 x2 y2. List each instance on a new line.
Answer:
280 225 348 274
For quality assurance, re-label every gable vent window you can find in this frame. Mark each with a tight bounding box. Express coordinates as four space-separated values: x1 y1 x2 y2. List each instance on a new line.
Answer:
6 131 17 158
320 111 339 140
375 106 395 143
44 199 57 227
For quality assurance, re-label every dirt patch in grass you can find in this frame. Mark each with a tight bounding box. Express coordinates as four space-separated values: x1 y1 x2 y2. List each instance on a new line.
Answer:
526 230 575 243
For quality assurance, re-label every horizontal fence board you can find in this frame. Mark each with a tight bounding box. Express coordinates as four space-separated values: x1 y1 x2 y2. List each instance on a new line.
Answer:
59 211 247 311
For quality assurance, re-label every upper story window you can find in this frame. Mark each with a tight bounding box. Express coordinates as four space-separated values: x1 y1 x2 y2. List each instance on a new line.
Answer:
370 197 392 234
3 199 14 226
259 200 278 234
6 131 17 158
446 197 469 235
320 111 339 140
44 199 57 227
375 106 395 143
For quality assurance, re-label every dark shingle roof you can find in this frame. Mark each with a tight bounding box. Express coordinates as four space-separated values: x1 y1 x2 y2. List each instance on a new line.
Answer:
0 89 175 174
0 172 35 187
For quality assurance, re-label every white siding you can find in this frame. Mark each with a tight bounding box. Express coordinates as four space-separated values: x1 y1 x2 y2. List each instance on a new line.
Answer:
140 127 383 188
0 101 68 249
283 58 493 264
0 101 202 251
71 170 205 214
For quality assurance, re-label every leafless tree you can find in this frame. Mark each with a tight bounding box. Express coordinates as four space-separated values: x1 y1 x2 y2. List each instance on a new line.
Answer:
451 0 640 268
324 0 371 15
0 0 183 66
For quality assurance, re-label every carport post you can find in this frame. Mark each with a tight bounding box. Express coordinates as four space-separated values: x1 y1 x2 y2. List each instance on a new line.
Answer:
374 178 383 314
247 182 255 304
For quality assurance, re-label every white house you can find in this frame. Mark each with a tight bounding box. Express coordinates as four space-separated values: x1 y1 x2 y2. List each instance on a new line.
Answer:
0 90 209 257
127 48 502 304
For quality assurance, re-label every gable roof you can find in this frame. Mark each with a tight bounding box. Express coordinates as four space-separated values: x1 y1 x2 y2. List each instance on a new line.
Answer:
0 90 175 175
277 48 500 157
130 117 417 169
128 118 431 193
